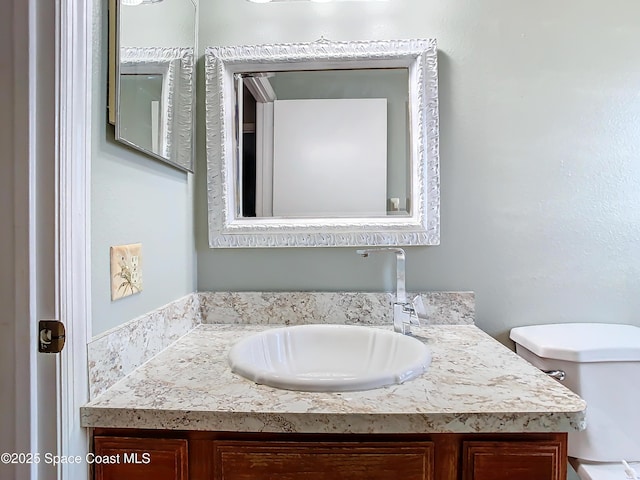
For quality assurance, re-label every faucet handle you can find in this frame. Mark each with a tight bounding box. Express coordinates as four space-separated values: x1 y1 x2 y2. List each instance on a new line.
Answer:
411 295 428 321
401 299 422 329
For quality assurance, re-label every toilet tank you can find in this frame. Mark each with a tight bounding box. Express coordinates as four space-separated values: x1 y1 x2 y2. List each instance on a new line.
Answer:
510 323 640 462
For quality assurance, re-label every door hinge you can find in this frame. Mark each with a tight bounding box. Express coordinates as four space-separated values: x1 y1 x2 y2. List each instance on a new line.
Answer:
39 320 66 353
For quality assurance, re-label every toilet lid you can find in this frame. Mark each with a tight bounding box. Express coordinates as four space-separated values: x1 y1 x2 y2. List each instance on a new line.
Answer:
509 323 640 362
575 461 640 480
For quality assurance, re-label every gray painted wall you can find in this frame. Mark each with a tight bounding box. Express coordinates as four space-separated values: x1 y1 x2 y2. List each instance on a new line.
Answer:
196 0 640 344
0 1 17 471
91 0 197 335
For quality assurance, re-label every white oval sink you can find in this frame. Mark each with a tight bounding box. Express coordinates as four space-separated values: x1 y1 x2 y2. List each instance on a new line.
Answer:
228 324 432 392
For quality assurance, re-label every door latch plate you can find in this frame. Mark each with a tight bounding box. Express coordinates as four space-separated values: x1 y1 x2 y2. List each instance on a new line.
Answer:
39 320 66 353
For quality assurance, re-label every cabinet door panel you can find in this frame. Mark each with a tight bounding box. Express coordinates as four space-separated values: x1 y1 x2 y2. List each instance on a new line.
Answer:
213 441 434 480
94 436 188 480
462 441 565 480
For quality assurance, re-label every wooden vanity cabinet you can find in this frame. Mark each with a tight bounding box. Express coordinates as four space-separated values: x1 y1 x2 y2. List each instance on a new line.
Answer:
92 430 567 480
93 436 188 480
209 441 434 480
461 440 566 480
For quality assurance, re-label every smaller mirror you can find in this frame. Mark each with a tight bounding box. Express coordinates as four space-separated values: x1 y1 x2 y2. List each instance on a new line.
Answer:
112 0 196 172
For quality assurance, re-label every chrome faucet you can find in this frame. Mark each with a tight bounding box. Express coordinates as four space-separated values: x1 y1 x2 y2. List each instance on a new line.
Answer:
356 247 424 335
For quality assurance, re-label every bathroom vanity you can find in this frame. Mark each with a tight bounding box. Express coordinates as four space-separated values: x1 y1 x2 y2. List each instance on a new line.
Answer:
82 324 585 480
90 430 568 480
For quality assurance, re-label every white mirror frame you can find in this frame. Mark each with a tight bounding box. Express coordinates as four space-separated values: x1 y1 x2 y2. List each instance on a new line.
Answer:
117 46 195 172
205 39 439 248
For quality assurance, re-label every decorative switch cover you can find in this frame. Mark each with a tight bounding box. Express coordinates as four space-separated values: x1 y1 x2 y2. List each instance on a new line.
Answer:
110 243 143 301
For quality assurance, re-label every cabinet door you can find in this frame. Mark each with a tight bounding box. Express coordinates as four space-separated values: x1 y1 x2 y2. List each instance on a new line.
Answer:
93 436 188 480
462 441 565 480
212 441 435 480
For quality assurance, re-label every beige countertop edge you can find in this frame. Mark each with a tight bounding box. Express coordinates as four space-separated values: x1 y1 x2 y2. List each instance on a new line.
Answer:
80 407 585 434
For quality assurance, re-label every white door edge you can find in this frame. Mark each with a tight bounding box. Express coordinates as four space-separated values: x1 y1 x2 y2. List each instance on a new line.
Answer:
13 0 57 479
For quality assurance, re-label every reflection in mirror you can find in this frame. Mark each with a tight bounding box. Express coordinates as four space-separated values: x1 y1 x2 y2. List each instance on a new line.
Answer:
115 0 196 172
206 39 440 248
237 69 411 218
119 73 164 153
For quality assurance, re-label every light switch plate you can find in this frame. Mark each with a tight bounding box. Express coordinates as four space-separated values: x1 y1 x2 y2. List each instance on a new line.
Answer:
110 243 143 301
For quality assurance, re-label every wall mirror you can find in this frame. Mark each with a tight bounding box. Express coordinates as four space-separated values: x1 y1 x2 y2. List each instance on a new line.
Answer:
112 0 197 172
205 39 439 247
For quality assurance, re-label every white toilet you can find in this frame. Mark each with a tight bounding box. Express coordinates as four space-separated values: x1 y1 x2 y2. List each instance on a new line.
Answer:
510 323 640 480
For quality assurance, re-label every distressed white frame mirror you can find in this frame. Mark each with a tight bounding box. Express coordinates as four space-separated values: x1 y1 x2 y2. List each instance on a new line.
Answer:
205 39 440 247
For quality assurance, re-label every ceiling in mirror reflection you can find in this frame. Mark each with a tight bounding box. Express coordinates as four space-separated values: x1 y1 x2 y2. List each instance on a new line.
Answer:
120 0 195 49
122 0 164 6
237 68 411 219
246 0 389 3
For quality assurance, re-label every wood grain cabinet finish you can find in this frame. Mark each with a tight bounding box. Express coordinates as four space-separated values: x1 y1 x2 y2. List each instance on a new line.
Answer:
462 441 566 480
212 441 435 480
92 430 567 480
93 436 188 480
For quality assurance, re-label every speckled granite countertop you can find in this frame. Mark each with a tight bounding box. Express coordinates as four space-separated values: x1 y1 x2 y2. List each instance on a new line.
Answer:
80 324 586 434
